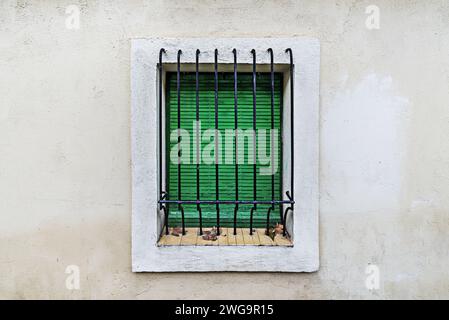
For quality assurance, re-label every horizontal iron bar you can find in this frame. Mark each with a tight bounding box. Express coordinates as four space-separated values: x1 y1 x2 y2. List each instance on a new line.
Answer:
159 200 294 205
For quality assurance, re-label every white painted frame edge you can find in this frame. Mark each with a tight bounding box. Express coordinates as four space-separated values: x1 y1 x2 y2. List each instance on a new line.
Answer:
131 38 320 272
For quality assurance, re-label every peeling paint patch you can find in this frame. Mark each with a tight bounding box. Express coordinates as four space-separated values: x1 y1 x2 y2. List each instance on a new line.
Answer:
322 74 410 214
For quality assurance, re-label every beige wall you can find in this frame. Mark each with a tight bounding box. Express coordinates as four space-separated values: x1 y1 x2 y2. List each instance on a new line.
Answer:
1 0 448 299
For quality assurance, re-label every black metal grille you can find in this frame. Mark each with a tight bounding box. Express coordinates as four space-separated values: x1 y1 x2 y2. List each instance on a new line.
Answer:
158 48 295 237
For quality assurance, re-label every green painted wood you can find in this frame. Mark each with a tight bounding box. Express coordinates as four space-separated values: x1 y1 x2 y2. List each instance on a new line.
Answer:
166 72 283 228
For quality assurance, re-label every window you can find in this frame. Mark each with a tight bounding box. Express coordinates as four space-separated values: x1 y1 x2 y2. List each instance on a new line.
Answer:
132 38 319 272
165 72 283 232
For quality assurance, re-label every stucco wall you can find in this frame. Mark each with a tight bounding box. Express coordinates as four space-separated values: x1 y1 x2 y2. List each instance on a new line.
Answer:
1 0 448 299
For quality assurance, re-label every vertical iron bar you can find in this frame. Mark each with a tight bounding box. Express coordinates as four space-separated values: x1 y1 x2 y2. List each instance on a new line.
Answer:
214 48 220 235
286 48 294 202
285 48 294 236
158 48 165 210
232 48 239 235
250 207 256 236
266 207 273 235
177 49 185 235
267 48 275 234
250 49 257 235
195 49 203 235
269 49 275 204
158 48 169 235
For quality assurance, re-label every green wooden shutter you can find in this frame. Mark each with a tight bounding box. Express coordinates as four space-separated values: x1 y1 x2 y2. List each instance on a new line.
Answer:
166 72 283 228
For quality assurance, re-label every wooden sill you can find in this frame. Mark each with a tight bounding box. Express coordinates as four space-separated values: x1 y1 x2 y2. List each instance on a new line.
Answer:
158 227 293 247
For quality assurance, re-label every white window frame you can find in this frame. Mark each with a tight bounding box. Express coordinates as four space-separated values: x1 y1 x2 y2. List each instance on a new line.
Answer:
131 38 320 272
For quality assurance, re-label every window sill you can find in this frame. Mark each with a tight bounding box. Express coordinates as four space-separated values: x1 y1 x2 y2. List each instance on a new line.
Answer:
158 227 293 247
